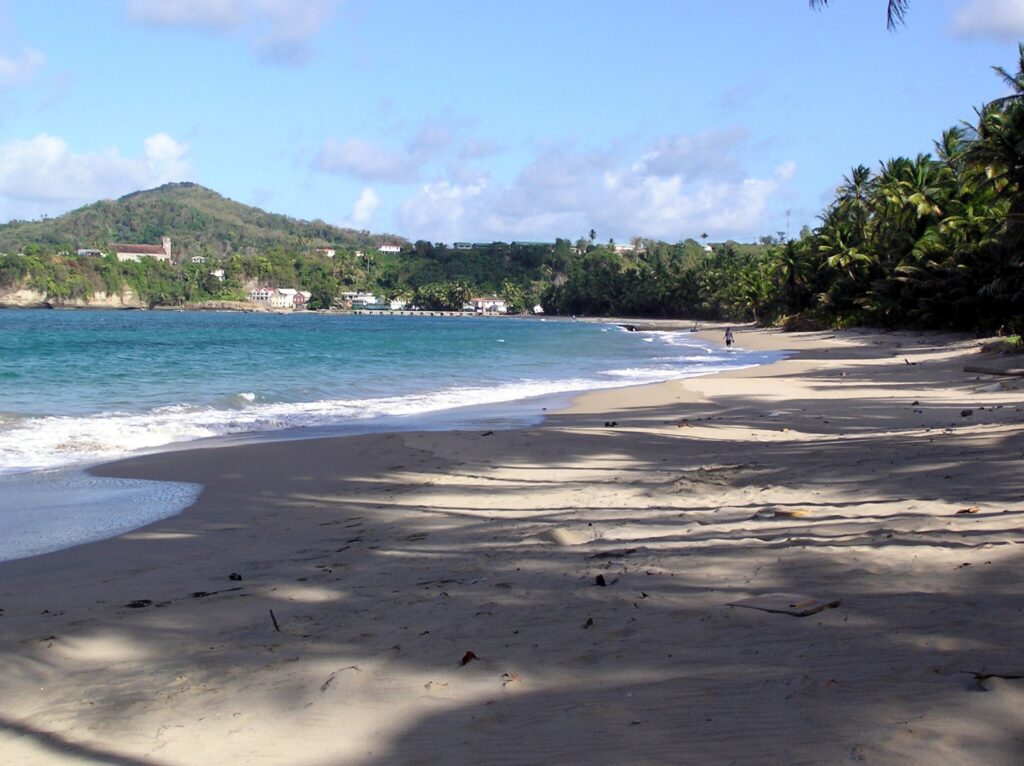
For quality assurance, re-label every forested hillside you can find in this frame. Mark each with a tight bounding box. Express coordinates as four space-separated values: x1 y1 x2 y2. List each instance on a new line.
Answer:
0 183 391 259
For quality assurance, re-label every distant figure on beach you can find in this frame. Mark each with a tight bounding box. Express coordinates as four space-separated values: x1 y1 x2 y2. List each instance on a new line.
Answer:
724 327 734 348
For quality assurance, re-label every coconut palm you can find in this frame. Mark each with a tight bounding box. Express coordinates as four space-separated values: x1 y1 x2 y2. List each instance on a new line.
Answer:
835 164 874 244
991 43 1024 107
808 0 908 30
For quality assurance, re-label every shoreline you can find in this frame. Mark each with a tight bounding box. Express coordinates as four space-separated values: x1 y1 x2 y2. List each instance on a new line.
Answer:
2 326 1023 764
0 317 755 484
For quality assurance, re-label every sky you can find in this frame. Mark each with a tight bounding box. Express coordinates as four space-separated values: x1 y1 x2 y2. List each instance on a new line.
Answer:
0 0 1022 245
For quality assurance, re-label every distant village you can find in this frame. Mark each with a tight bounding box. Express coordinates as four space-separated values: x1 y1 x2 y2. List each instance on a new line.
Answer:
73 235 518 314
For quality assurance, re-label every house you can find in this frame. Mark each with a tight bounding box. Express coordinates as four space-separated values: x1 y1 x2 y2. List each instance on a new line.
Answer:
378 243 401 254
112 236 172 263
466 296 508 314
613 242 646 256
270 288 297 309
316 248 336 258
76 248 103 257
248 286 309 308
453 242 473 250
249 286 275 303
389 297 408 311
210 269 225 281
190 255 206 264
340 291 378 307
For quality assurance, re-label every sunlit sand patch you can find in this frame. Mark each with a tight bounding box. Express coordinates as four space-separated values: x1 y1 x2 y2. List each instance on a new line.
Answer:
266 585 345 603
538 527 597 546
121 531 197 540
55 632 154 664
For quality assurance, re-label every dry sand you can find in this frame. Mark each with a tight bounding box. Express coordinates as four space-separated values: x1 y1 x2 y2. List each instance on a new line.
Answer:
1 326 1023 765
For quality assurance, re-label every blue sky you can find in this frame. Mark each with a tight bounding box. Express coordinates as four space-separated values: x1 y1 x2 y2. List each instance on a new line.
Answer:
0 0 1021 244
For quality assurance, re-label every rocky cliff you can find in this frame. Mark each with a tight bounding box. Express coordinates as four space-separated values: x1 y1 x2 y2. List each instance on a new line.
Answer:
0 286 145 309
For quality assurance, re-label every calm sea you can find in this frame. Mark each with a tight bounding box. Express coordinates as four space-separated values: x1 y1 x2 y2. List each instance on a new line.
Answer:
0 309 780 560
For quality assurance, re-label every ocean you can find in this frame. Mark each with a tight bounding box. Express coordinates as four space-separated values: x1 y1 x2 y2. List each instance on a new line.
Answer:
0 309 781 560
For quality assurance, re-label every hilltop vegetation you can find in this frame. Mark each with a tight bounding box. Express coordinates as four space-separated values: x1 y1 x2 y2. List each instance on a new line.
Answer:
0 183 391 259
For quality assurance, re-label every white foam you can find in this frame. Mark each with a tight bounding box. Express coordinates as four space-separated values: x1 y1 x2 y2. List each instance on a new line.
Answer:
0 469 202 562
0 336 785 475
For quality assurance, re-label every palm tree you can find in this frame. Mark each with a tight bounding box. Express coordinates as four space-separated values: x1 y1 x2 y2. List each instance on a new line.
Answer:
991 43 1024 107
835 164 874 245
769 239 812 313
808 0 908 30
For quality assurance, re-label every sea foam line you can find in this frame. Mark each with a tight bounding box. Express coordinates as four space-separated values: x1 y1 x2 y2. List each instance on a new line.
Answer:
0 341 779 475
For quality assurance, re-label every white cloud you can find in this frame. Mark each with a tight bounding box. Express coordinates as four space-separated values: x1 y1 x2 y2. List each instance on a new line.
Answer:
0 48 45 89
315 138 420 182
774 161 797 181
397 180 487 239
127 0 338 66
350 187 380 226
314 120 459 182
395 130 792 243
127 0 245 29
144 132 191 179
950 0 1024 41
0 133 192 220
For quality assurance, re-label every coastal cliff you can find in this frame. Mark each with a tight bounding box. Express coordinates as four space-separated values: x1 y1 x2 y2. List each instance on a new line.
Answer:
0 285 145 309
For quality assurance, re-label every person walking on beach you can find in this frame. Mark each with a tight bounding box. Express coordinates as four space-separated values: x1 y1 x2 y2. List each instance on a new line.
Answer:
724 327 734 348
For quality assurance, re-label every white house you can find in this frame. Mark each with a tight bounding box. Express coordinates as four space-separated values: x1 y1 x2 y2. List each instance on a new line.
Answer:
352 293 377 307
613 242 644 256
340 291 378 307
249 286 275 303
190 255 206 264
112 236 172 263
316 248 336 258
466 296 508 314
210 268 225 281
270 288 297 309
389 297 408 311
378 243 401 254
76 248 103 257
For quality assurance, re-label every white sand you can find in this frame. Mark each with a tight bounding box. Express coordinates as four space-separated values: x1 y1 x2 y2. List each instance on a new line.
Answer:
1 326 1022 764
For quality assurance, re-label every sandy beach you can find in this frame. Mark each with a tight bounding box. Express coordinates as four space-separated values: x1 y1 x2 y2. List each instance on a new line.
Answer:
1 325 1022 765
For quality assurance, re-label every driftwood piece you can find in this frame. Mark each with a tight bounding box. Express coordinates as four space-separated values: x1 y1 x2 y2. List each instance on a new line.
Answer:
964 365 1024 378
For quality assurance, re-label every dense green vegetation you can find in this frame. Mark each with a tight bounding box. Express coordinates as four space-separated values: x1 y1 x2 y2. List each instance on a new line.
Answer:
2 45 1021 334
0 183 388 260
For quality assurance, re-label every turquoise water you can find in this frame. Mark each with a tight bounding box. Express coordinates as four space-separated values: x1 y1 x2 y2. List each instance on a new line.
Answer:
0 309 781 560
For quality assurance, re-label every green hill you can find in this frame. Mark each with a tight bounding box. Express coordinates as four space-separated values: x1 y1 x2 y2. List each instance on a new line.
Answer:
0 183 403 259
